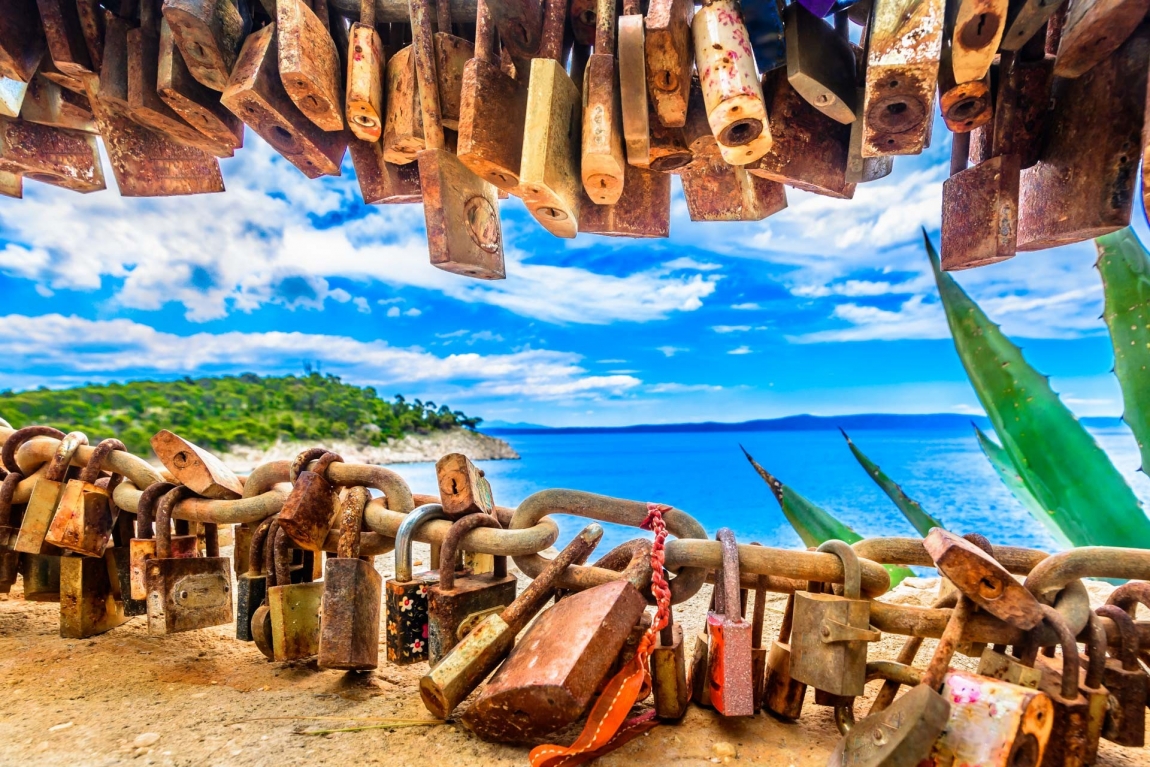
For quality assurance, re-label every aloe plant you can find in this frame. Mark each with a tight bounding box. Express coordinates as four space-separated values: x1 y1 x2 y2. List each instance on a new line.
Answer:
741 445 915 586
1098 228 1150 473
927 233 1150 548
841 429 944 536
973 425 1070 547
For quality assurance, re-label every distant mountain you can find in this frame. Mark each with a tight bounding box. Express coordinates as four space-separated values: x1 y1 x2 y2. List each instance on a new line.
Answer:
484 413 1127 435
484 420 549 429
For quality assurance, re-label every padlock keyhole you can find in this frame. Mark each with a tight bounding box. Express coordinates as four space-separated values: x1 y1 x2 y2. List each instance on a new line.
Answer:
451 478 459 495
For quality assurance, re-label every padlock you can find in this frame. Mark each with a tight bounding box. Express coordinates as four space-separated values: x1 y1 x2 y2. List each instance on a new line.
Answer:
0 470 24 592
829 682 952 767
705 527 754 716
150 429 243 501
252 518 316 658
349 135 423 203
937 39 994 133
785 3 855 125
162 0 247 91
948 0 1008 84
0 117 104 193
0 547 17 594
98 13 133 114
221 23 346 178
266 525 323 660
1017 25 1148 251
38 48 85 93
278 448 342 552
1022 605 1093 767
14 431 86 555
651 605 689 719
790 540 881 697
991 43 1053 170
427 512 516 665
579 0 624 205
580 163 672 237
979 643 1043 689
435 453 494 520
569 0 595 46
386 502 447 664
318 486 383 670
941 133 1021 271
381 45 424 165
1068 613 1111 764
846 87 894 183
420 523 603 719
762 592 808 719
862 0 944 156
235 514 276 641
20 552 61 602
344 0 383 142
681 151 787 221
1095 604 1146 746
0 1 46 84
692 0 772 165
144 486 232 634
751 69 855 199
20 74 98 134
278 0 344 131
38 0 96 77
461 547 649 742
644 0 692 128
104 503 145 617
45 438 125 557
157 19 245 154
1002 0 1064 51
59 552 129 638
1054 0 1149 78
616 3 648 166
129 481 198 601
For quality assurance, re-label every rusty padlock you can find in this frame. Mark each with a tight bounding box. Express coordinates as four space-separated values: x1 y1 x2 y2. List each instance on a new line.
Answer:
1054 0 1149 78
157 19 245 155
45 438 125 557
420 523 603 719
435 453 494 520
349 134 423 203
644 0 692 128
427 512 516 666
1072 613 1112 764
941 131 1021 271
681 151 788 222
318 486 382 670
97 12 133 114
59 550 129 638
689 584 716 708
266 526 323 661
948 0 1008 84
37 0 96 78
791 539 881 698
278 449 342 552
829 682 951 767
345 0 384 142
162 0 248 91
14 431 86 555
0 117 104 193
235 514 276 642
991 41 1054 170
151 430 243 501
651 603 690 720
386 502 447 664
1094 604 1146 746
580 0 625 206
488 0 542 58
579 163 672 238
979 643 1043 689
144 486 233 634
785 3 856 125
103 500 145 616
617 2 648 166
937 33 994 134
129 481 198 601
762 591 808 719
381 44 423 164
0 1 46 84
1023 605 1093 767
20 74 98 134
278 0 344 131
705 527 754 716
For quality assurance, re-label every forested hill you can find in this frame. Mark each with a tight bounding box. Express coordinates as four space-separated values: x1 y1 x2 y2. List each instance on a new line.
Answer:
0 373 482 455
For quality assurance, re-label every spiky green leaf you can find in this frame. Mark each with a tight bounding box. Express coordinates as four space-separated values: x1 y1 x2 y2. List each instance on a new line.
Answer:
926 233 1150 548
841 429 944 536
973 425 1072 548
741 445 915 586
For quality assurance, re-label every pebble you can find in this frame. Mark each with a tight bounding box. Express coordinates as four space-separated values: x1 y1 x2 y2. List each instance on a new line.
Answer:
713 742 737 759
133 733 161 748
48 722 73 733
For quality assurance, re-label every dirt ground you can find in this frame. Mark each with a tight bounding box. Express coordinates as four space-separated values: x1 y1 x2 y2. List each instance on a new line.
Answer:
1 545 1148 767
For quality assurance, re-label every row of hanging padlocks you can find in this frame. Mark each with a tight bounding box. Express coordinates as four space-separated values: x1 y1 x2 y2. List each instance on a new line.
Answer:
0 0 1148 277
3 422 1150 762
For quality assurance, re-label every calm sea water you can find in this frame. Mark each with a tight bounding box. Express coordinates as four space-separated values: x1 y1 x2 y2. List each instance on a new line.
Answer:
395 426 1150 555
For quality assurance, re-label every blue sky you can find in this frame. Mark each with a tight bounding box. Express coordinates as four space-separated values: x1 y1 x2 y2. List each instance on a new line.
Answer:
0 117 1143 427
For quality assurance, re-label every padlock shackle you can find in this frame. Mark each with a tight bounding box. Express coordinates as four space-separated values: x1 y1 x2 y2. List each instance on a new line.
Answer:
273 526 295 586
1095 604 1139 670
0 471 22 531
923 595 973 690
715 527 741 619
438 511 503 590
265 520 283 588
1082 611 1107 689
396 503 449 582
593 0 614 52
1038 603 1081 701
817 539 862 600
1 426 65 474
289 448 342 484
337 486 371 560
538 0 568 61
135 481 178 540
1106 581 1150 616
204 523 220 558
248 513 278 576
155 485 195 559
45 432 88 484
473 0 497 63
1025 547 1150 599
78 438 126 484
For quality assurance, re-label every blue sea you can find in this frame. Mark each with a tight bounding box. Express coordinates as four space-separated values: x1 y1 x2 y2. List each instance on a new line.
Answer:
394 425 1150 555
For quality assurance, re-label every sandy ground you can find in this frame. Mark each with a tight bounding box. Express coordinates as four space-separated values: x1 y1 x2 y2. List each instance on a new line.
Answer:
1 547 1148 767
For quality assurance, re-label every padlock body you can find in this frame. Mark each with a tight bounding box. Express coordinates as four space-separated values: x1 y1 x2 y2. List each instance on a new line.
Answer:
346 23 383 142
418 147 506 280
941 154 1021 271
386 572 439 664
19 75 97 134
428 571 516 665
14 477 65 554
157 22 245 152
145 555 233 635
268 580 323 661
785 3 856 125
644 0 693 128
318 558 383 670
834 683 950 767
45 479 114 557
163 0 246 91
651 623 690 719
707 611 755 716
382 45 424 165
790 592 871 697
462 579 647 742
521 57 583 238
0 117 104 193
235 572 267 641
1035 655 1098 767
277 0 343 132
1101 659 1146 746
129 534 198 600
931 670 1054 767
580 163 672 238
60 553 127 638
39 0 94 76
763 639 807 719
349 136 422 203
19 552 61 602
434 33 473 131
977 647 1042 689
457 57 528 193
581 53 625 206
105 544 146 616
0 550 18 593
680 152 787 222
277 470 337 552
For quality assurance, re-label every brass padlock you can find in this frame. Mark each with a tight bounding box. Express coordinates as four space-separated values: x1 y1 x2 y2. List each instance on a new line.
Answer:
580 163 672 237
150 429 243 501
129 481 197 601
277 449 341 551
162 0 248 91
681 151 787 221
941 133 1021 271
144 486 232 634
706 527 754 716
59 552 128 638
0 1 46 84
1024 605 1093 767
0 117 104 193
1095 603 1146 746
785 3 856 125
978 643 1043 689
651 605 689 719
157 19 245 154
435 452 494 520
791 539 881 697
235 514 276 641
381 44 423 165
580 0 624 205
386 502 447 664
948 0 1008 83
221 23 346 178
345 0 383 142
20 552 62 602
645 0 693 128
15 431 87 555
20 74 98 134
278 0 344 131
266 526 323 661
420 523 603 719
45 438 126 557
38 0 96 78
427 512 516 665
617 4 648 166
762 591 808 719
937 37 993 133
318 486 383 670
348 135 423 203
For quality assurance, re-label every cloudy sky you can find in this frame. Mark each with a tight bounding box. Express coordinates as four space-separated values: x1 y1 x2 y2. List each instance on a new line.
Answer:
0 118 1142 427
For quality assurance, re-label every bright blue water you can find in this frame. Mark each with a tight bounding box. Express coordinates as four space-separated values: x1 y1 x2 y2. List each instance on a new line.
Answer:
395 426 1150 555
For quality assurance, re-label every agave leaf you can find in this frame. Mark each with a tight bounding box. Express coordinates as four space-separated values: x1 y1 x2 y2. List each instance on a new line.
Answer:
841 428 944 536
973 425 1072 548
741 445 915 586
926 232 1150 548
1098 228 1150 473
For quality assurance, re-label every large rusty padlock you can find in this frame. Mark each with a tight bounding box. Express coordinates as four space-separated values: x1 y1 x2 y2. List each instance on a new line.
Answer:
435 453 494 520
0 1 47 84
651 603 690 720
706 527 754 716
266 525 323 661
59 550 128 639
791 539 881 697
348 134 423 204
129 481 197 601
20 74 98 134
38 0 97 78
386 502 447 664
277 0 344 131
157 20 245 156
1021 605 1093 767
579 163 672 238
151 429 243 501
762 591 808 719
1095 603 1146 746
941 131 1021 271
15 431 87 555
680 151 787 222
162 0 249 92
427 512 516 666
278 449 342 552
345 0 383 142
144 486 232 635
46 438 126 557
318 486 383 670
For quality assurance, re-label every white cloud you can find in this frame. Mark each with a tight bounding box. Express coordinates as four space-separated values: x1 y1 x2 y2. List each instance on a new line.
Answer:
658 346 688 357
386 306 401 317
731 302 760 310
790 295 947 343
728 346 753 355
353 297 371 314
647 383 723 393
405 308 422 317
713 325 752 333
662 257 722 271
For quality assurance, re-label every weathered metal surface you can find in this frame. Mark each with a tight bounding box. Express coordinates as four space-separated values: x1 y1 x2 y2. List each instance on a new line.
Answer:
157 22 244 153
14 432 85 554
829 684 951 767
992 51 1054 169
20 553 61 602
0 1 46 84
1055 0 1150 77
277 450 340 551
277 0 343 132
618 13 648 166
681 152 787 222
151 430 243 501
129 535 197 600
1002 0 1067 50
579 163 671 238
434 33 472 132
145 554 233 634
651 619 690 719
706 528 754 716
59 554 127 639
435 453 495 520
348 136 422 203
938 57 994 133
418 148 505 280
428 562 516 666
20 75 97 134
581 0 624 207
941 153 1021 270
785 3 856 125
0 117 103 193
46 460 116 558
950 0 1009 83
978 646 1042 689
268 579 323 660
1030 607 1092 767
318 487 382 670
37 0 94 77
763 593 807 718
345 21 383 142
1095 604 1145 746
162 0 246 92
520 57 582 237
487 0 543 59
645 0 693 128
924 528 1043 628
381 45 422 164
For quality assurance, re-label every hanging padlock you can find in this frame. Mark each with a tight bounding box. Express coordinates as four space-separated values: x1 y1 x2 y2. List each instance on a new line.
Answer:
277 449 341 552
829 683 952 767
991 39 1054 170
221 23 347 178
645 104 694 171
20 74 98 134
580 162 672 237
420 523 603 719
235 514 276 641
978 643 1043 689
144 486 233 634
1001 0 1064 51
435 452 494 520
705 527 754 716
98 12 133 114
0 117 104 193
103 501 145 617
386 502 448 664
644 0 692 128
681 150 787 221
150 430 243 501
692 0 772 165
1095 604 1146 746
76 0 105 72
59 551 129 638
0 1 46 84
650 604 690 720
1022 605 1093 767
762 591 808 719
129 481 198 601
14 431 87 555
381 45 424 164
432 27 473 131
345 0 384 141
162 0 248 91
941 132 1021 271
349 135 424 202
617 1 648 166
937 35 993 133
1054 0 1149 78
862 0 944 156
790 540 881 698
157 19 245 154
253 518 317 657
785 4 856 125
266 525 323 660
461 542 650 742
846 86 893 183
45 438 125 557
1068 614 1111 764
317 487 382 669
37 0 96 78
427 512 517 665
580 0 625 205
948 0 1008 83
1018 25 1148 250
278 0 344 131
